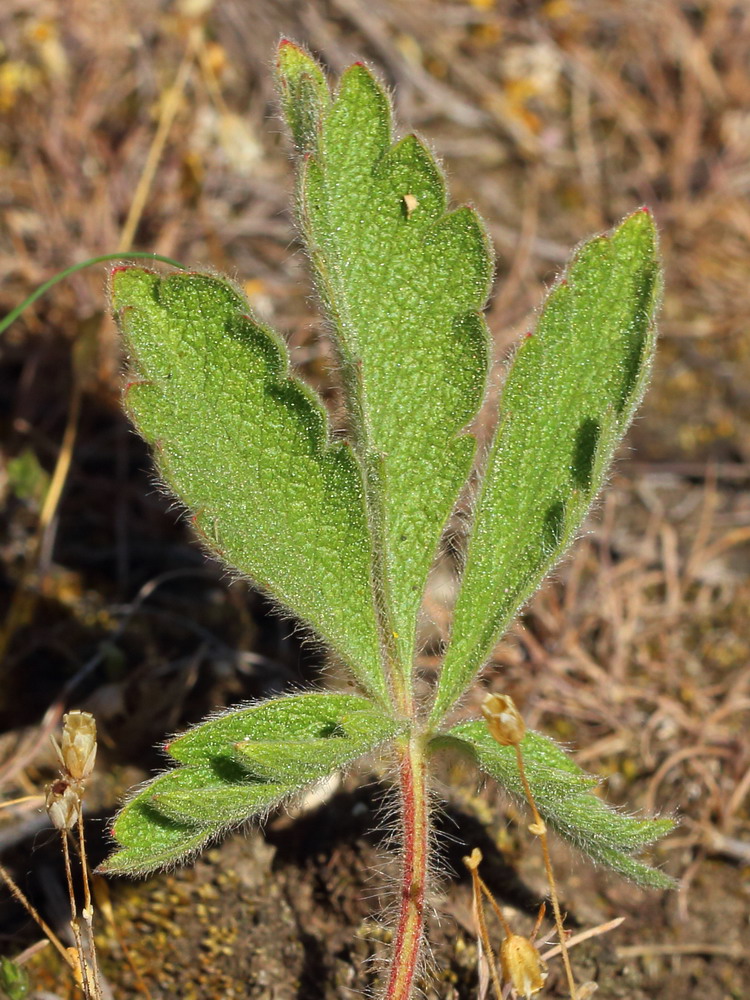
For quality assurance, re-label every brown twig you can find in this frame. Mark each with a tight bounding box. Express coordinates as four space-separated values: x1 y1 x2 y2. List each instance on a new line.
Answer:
0 863 75 969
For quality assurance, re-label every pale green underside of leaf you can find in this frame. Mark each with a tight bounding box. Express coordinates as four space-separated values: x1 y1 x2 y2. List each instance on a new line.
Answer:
101 693 402 876
282 52 492 673
432 211 661 721
443 721 674 888
112 268 386 702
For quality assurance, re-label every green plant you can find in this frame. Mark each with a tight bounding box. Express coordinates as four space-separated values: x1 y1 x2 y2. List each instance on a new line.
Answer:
95 40 671 998
0 955 31 1000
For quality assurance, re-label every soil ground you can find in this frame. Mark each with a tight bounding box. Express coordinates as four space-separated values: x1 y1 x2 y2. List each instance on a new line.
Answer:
1 2 749 998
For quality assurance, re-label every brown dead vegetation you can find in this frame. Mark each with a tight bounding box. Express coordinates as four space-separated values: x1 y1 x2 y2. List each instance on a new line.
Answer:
1 1 748 997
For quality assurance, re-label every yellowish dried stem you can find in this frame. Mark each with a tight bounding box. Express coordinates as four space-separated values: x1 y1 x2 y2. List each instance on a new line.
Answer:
78 810 102 998
0 862 74 968
60 830 92 1000
478 876 513 937
463 853 503 1000
514 744 578 1000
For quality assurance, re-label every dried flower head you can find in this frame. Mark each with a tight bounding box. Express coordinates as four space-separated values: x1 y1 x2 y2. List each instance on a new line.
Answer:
463 847 483 871
481 693 526 747
500 933 548 998
59 711 97 781
46 778 81 831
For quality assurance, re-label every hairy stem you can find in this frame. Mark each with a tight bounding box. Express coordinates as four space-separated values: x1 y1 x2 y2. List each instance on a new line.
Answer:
384 735 429 1000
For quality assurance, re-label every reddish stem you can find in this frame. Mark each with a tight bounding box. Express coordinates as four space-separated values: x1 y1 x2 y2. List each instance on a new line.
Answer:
384 736 429 1000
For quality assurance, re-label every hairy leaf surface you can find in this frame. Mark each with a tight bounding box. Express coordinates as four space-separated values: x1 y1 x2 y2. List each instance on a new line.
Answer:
102 693 402 875
276 39 331 153
433 211 661 720
112 268 385 701
277 44 492 676
443 721 674 888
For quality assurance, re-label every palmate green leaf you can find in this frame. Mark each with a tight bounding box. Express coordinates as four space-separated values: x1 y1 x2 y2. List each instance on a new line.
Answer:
443 721 674 888
432 211 661 721
277 44 492 677
111 267 386 702
101 693 402 876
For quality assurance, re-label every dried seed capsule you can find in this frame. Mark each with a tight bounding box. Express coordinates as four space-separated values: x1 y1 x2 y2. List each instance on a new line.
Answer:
46 779 81 831
481 693 526 747
60 711 97 781
463 847 483 871
500 933 548 998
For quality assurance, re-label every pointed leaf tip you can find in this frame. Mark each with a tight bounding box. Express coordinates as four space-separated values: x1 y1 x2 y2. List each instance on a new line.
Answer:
102 694 403 876
112 268 386 700
287 65 492 674
432 209 661 721
275 39 331 152
444 721 674 889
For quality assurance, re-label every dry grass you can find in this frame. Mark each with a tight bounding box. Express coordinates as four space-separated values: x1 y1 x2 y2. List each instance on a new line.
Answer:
1 1 749 997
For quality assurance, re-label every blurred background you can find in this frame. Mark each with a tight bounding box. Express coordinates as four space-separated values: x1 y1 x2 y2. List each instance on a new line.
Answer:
1 1 748 997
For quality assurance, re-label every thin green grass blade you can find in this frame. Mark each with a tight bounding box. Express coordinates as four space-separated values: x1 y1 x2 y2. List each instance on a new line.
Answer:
0 253 185 336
